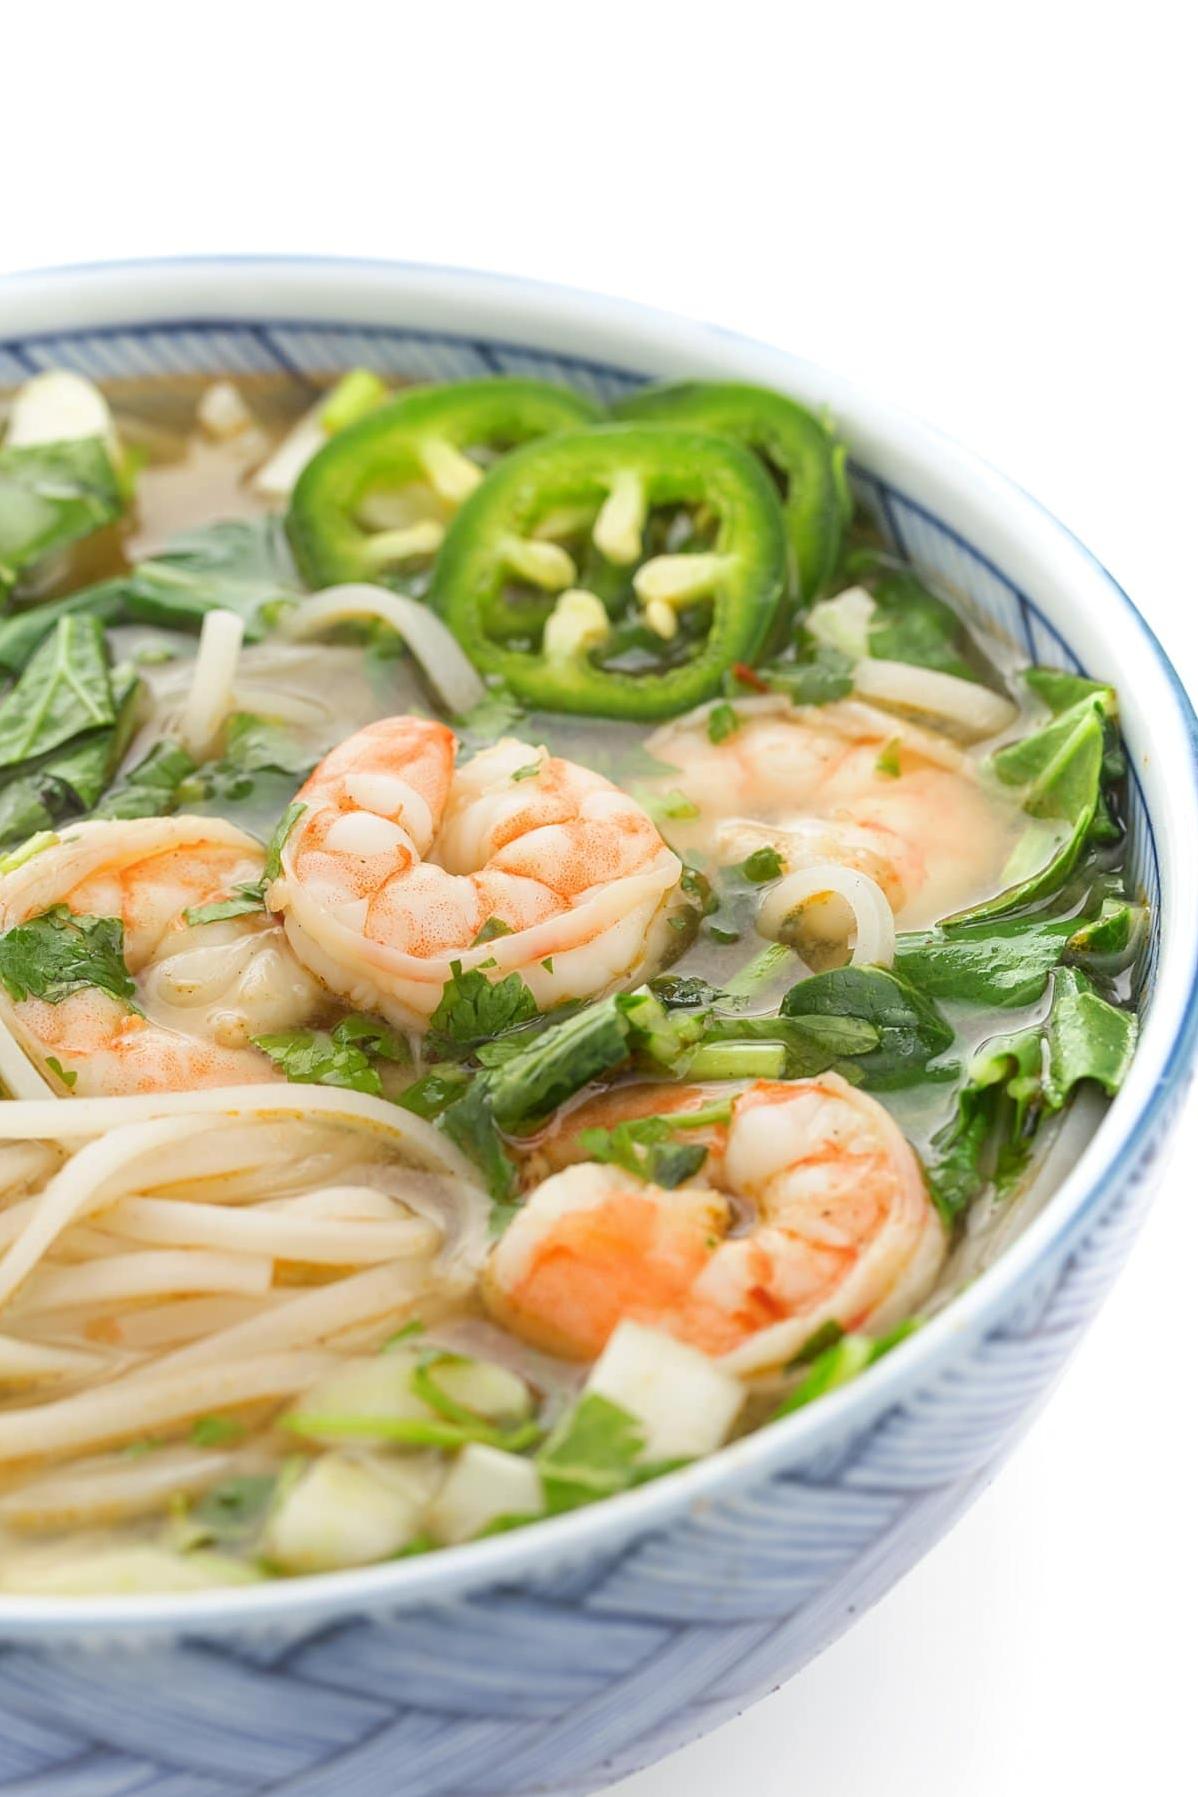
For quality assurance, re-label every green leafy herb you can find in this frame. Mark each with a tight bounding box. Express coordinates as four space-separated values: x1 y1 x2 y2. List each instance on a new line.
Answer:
184 801 305 926
875 738 902 778
190 1474 279 1547
472 916 513 946
44 1054 77 1089
927 966 1137 1221
510 762 541 782
0 907 136 1007
1024 668 1116 716
427 960 539 1054
397 1062 470 1120
0 616 114 770
579 1101 730 1188
740 845 784 884
895 898 1143 1008
953 693 1110 924
773 1319 920 1417
486 994 633 1130
454 684 526 756
758 645 854 705
0 437 122 594
254 1012 408 1096
93 740 198 821
115 517 301 637
190 1414 247 1448
780 967 954 1089
706 701 740 744
536 1392 646 1514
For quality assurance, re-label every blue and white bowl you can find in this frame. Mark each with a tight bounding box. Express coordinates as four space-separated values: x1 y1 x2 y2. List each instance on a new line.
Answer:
1 258 1195 1797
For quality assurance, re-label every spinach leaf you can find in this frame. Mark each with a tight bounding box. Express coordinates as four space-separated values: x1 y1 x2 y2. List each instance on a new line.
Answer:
895 897 1144 1008
202 712 314 804
781 966 954 1088
926 966 1137 1222
0 616 114 769
93 740 197 821
0 581 126 677
0 438 122 593
116 517 300 637
865 566 978 680
0 906 136 1007
0 665 143 848
950 693 1110 924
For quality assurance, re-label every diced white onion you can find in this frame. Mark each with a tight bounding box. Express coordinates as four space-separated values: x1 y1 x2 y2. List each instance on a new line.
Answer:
758 863 896 968
806 584 876 657
586 1321 744 1460
179 608 245 761
197 380 254 442
4 370 118 456
852 657 1017 741
279 584 484 715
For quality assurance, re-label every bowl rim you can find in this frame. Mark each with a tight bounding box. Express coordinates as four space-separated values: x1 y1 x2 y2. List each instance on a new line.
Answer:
1 254 1195 1638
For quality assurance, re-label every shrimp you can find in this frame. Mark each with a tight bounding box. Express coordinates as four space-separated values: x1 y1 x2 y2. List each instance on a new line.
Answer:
268 716 684 1026
0 818 322 1096
484 1074 945 1373
647 695 1022 927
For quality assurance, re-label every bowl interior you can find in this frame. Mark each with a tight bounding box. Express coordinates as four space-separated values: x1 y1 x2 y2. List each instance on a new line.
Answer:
0 262 1194 1637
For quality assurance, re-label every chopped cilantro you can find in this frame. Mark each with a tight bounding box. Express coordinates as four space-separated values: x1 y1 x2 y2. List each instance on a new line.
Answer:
44 1055 77 1089
0 907 136 1008
253 1012 408 1096
706 701 740 744
876 739 902 778
740 845 784 883
190 1414 247 1448
510 762 542 782
472 916 514 946
427 960 539 1053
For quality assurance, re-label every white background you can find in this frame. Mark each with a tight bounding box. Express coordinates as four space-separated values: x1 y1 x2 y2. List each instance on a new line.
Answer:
5 4 1197 1791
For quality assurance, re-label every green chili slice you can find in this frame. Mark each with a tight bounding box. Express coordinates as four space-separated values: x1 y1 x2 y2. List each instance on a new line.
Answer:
614 380 850 605
286 378 602 588
429 423 788 720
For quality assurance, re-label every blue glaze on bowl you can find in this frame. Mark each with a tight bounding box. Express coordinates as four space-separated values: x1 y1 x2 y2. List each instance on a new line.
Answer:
0 263 1193 1796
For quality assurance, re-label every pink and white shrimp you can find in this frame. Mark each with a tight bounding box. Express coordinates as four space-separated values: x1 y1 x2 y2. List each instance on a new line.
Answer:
647 695 1022 927
484 1075 945 1373
0 818 321 1096
268 716 684 1026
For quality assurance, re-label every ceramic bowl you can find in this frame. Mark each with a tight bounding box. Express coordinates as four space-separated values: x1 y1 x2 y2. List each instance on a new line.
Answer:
0 257 1195 1797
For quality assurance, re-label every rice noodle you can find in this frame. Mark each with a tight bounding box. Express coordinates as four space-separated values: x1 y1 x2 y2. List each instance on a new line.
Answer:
12 1250 274 1318
139 1260 438 1380
279 584 485 715
0 1117 215 1309
758 863 897 968
0 1350 336 1462
852 657 1017 741
0 1444 265 1530
98 1195 439 1264
179 607 246 761
99 1293 287 1353
0 1335 110 1386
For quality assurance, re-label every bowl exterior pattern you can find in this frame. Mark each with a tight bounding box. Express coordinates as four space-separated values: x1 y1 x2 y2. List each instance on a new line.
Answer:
0 314 1185 1796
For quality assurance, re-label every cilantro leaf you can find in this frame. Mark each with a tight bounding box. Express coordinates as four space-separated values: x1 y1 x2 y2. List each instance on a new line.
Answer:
0 906 136 1007
184 801 305 926
92 740 197 821
253 1012 409 1096
537 1392 646 1513
427 961 538 1054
